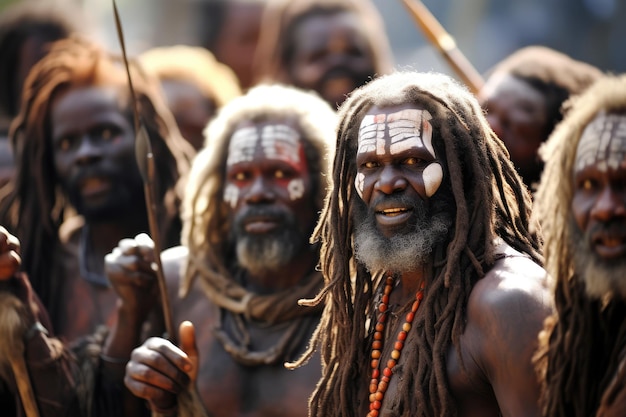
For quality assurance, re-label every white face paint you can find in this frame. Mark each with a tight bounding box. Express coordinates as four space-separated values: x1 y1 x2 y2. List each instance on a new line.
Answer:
355 108 443 199
287 178 305 201
227 123 302 168
575 113 626 174
224 184 240 209
225 122 308 207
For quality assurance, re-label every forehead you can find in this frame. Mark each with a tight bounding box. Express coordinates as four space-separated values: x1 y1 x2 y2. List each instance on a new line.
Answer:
575 112 626 173
292 11 369 48
51 86 126 131
226 118 305 166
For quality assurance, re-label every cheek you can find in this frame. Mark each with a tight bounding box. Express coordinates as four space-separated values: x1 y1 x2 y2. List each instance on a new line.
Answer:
423 163 443 197
287 179 305 201
571 192 592 231
224 184 240 209
355 173 365 199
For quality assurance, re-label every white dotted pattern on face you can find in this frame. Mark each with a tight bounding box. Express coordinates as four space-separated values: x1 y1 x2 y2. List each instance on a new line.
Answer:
288 178 305 201
575 113 626 174
224 183 240 209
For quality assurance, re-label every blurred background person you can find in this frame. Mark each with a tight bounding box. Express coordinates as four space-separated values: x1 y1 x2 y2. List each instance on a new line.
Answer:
252 0 393 109
139 45 242 150
478 46 602 189
0 0 87 189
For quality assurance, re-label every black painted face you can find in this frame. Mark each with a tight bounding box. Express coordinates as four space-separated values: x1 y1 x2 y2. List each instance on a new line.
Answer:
287 11 377 108
50 86 144 221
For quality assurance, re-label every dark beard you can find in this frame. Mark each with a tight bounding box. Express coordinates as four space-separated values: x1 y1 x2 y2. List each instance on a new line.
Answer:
569 216 626 300
353 193 453 274
231 205 307 276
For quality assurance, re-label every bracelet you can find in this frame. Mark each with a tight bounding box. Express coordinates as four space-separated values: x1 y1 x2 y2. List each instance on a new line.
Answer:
99 353 130 365
23 321 49 342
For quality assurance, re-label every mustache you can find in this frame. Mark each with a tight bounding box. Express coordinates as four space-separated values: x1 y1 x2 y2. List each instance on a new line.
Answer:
233 205 292 231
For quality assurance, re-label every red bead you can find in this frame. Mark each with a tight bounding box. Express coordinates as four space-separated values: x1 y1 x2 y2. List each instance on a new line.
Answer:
372 401 381 410
374 391 384 401
372 369 380 379
394 341 404 351
383 367 393 377
387 359 396 368
371 359 379 369
372 340 382 350
379 304 387 313
398 331 407 341
375 323 384 332
406 312 415 322
371 350 381 359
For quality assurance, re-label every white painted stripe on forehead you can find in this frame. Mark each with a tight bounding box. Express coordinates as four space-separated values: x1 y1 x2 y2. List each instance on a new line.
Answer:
261 124 301 164
387 110 434 157
576 114 626 173
358 114 386 155
227 126 259 166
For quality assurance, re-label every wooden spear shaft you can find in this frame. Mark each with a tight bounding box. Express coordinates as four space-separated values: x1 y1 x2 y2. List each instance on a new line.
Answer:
400 0 485 95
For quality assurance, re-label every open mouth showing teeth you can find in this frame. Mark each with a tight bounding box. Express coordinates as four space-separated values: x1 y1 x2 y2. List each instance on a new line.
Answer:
378 208 410 216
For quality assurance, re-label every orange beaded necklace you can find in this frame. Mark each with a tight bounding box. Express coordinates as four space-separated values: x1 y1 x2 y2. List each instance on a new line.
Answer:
367 275 425 417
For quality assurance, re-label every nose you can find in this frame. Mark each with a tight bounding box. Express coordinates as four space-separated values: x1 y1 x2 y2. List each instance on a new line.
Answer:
244 175 275 204
590 187 626 222
74 135 103 166
375 165 407 195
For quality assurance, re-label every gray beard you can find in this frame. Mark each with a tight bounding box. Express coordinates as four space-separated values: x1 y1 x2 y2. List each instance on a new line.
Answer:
570 216 626 300
236 232 300 276
353 195 452 274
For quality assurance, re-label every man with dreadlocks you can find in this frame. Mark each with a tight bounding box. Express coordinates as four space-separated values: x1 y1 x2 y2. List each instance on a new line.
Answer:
298 71 553 417
479 46 602 190
252 0 393 109
533 74 626 417
0 36 193 344
102 84 336 416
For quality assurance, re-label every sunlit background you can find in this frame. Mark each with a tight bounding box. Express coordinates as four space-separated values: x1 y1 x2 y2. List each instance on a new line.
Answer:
1 0 624 82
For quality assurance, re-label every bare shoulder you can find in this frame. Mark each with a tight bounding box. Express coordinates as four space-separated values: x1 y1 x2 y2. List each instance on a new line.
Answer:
468 244 552 324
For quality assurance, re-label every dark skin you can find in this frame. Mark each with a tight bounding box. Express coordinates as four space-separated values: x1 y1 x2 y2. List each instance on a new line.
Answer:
160 79 216 151
104 118 322 416
479 72 548 188
49 86 148 341
212 1 264 90
355 103 552 417
287 11 377 108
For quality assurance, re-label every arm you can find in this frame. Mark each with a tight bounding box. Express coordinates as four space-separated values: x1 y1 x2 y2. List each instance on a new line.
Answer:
99 234 164 415
467 256 553 417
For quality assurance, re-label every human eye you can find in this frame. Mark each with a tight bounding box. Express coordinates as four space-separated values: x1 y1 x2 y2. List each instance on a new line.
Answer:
55 136 74 152
404 157 425 166
362 161 379 169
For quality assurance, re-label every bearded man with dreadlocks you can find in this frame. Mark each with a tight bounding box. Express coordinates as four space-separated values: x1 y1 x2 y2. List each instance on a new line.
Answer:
252 0 393 109
533 74 626 417
295 71 553 417
102 84 336 416
0 36 193 343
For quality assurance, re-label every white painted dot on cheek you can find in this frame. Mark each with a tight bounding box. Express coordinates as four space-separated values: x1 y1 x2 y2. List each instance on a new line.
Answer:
355 172 365 199
423 163 443 197
224 184 240 209
288 179 305 201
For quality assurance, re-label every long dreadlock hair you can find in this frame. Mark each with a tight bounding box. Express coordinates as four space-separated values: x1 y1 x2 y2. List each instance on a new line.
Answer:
298 71 541 417
0 36 193 317
179 83 335 310
533 74 626 417
252 0 393 88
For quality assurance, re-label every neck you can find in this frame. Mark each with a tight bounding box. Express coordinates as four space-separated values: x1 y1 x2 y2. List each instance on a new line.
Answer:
244 249 318 294
389 262 429 307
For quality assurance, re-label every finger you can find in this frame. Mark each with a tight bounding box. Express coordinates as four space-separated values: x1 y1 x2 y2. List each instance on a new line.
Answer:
143 337 193 375
127 351 189 393
124 371 180 406
0 251 21 281
178 321 198 381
